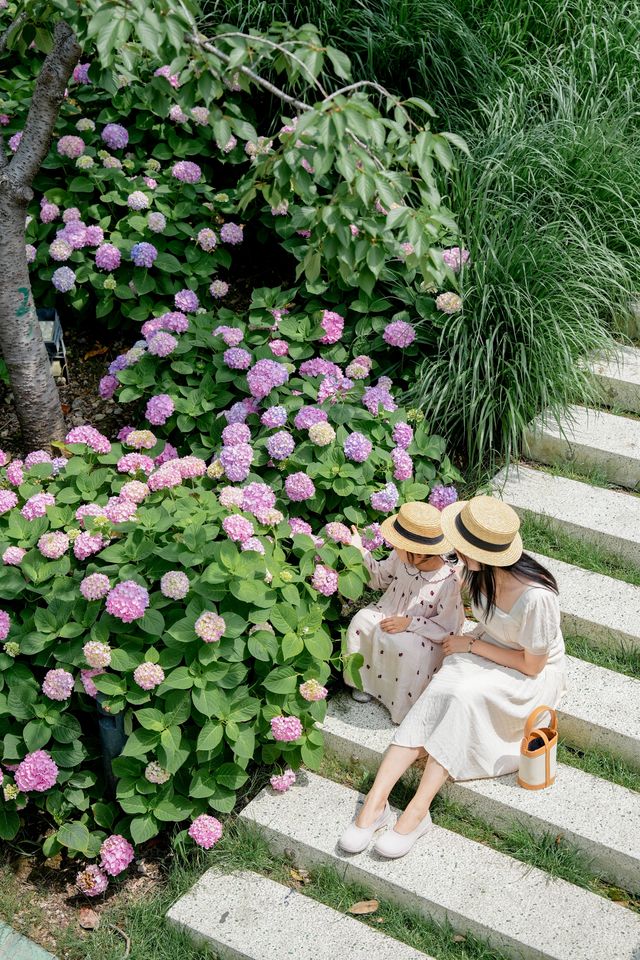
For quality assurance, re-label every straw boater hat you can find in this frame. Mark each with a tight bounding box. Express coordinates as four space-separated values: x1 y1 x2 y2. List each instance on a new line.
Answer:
380 502 452 555
440 495 523 567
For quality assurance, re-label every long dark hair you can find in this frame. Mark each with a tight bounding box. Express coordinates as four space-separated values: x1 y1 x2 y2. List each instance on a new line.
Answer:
464 552 558 619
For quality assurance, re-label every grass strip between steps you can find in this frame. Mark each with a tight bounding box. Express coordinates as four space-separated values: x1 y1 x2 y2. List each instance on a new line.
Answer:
317 755 640 914
520 460 640 500
557 742 640 794
564 633 640 678
520 515 640 586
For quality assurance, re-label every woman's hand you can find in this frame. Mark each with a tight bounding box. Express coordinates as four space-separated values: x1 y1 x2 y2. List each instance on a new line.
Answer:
380 616 411 634
350 525 366 554
442 634 471 656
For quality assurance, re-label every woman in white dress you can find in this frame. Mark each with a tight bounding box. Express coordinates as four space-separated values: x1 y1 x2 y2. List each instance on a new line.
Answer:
344 501 464 724
339 495 567 859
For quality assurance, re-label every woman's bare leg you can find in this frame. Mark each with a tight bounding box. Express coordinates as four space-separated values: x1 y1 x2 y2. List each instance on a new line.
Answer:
356 745 426 827
393 756 449 834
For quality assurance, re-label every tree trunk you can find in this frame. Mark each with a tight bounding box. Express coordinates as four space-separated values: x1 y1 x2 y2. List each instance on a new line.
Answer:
0 21 80 451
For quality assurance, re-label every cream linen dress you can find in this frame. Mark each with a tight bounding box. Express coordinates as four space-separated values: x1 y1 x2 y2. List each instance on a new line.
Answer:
393 585 567 779
344 552 464 724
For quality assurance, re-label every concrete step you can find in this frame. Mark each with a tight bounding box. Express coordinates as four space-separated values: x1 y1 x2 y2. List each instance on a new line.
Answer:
560 656 640 768
528 552 640 649
523 406 640 490
493 464 640 565
241 771 640 960
592 345 640 414
167 869 434 960
321 693 640 892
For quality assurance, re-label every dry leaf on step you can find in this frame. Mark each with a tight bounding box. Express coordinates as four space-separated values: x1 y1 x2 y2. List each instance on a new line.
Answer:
348 899 379 915
78 907 100 930
44 853 63 870
15 857 32 881
289 868 310 885
452 934 466 943
83 346 108 361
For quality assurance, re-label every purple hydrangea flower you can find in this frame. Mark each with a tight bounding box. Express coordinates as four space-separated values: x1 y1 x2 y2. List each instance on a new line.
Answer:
131 242 158 268
370 482 399 513
246 359 289 400
392 447 413 481
220 222 243 244
174 289 199 312
52 267 76 292
147 331 177 357
294 407 328 430
96 244 121 271
172 161 201 184
261 406 287 428
383 320 416 347
266 430 295 461
428 484 458 510
285 472 315 502
392 422 413 449
146 394 174 425
224 347 252 370
102 123 128 150
319 309 344 345
210 280 229 298
343 432 372 463
106 581 150 623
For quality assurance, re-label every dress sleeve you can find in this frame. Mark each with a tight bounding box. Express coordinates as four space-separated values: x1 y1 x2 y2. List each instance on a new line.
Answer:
406 574 465 643
362 550 398 590
517 589 561 654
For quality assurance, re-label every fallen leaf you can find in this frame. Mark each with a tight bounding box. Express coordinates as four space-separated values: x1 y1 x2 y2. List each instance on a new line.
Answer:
348 899 379 915
372 916 386 924
61 403 71 415
78 907 100 930
15 857 32 881
452 934 466 943
289 868 310 885
44 853 63 870
83 346 108 361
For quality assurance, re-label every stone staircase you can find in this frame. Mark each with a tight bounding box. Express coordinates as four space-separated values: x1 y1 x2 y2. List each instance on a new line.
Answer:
168 346 640 960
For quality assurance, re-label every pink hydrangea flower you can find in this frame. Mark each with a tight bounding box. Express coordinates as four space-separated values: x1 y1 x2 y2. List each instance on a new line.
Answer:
148 463 182 491
155 65 181 87
220 222 243 245
106 581 149 622
362 384 397 415
147 331 177 357
38 531 69 559
213 325 244 346
104 496 138 524
8 131 22 152
133 661 165 690
223 515 254 542
177 456 206 479
241 482 276 518
102 123 128 150
392 447 413 481
21 492 55 520
219 444 253 482
270 769 296 792
362 522 384 551
80 573 111 601
343 432 372 463
100 835 134 876
5 460 24 486
174 289 199 312
246 359 289 400
83 640 111 668
169 104 188 123
49 238 73 262
76 865 108 897
81 668 103 698
25 449 52 468
127 190 149 211
145 761 170 784
266 430 295 461
0 490 18 514
146 393 175 427
222 423 250 446
75 503 105 527
224 347 252 370
40 200 60 223
428 484 458 510
392 422 413 448
197 228 217 251
299 679 328 701
74 532 105 560
270 715 303 742
147 211 165 231
119 480 149 503
435 291 462 314
195 611 226 643
15 751 58 792
383 320 416 347
219 486 245 509
288 518 313 538
442 246 470 272
42 667 74 701
66 425 111 454
117 453 155 475
370 482 399 513
124 429 157 450
160 571 189 599
210 280 229 298
0 610 10 642
312 563 338 596
325 521 351 545
241 536 265 554
172 161 201 183
319 309 344 344
188 814 223 849
294 406 328 430
285 472 315 502
261 406 287 428
95 244 121 270
72 63 91 84
268 339 289 356
3 546 25 566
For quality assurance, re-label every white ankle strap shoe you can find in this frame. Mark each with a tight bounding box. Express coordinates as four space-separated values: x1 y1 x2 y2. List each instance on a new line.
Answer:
338 803 392 854
373 812 433 859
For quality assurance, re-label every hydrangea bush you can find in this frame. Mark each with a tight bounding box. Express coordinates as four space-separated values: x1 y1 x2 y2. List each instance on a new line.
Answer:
0 438 356 872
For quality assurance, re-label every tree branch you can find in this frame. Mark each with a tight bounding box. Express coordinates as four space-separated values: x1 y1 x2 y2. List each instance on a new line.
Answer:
9 21 81 188
325 80 421 130
0 10 27 55
207 31 329 98
189 33 311 113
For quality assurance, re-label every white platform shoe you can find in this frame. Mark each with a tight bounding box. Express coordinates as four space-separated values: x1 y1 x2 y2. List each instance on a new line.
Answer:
338 802 393 854
373 812 433 858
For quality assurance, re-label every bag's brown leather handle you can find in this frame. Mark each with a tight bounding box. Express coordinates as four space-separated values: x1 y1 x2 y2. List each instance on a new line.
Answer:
524 704 557 739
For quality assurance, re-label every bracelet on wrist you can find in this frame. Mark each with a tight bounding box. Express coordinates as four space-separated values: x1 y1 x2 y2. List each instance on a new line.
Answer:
467 636 477 653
